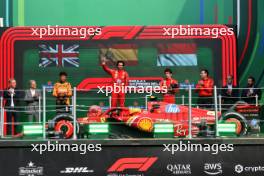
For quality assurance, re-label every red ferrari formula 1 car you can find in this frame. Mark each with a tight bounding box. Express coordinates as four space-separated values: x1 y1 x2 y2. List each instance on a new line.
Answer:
47 99 254 139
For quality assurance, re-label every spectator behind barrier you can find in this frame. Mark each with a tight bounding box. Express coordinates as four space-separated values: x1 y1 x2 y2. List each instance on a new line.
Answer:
24 80 41 123
3 79 21 135
221 75 239 109
241 76 262 105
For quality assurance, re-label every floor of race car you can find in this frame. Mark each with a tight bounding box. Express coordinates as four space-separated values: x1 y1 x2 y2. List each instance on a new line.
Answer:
1 118 264 142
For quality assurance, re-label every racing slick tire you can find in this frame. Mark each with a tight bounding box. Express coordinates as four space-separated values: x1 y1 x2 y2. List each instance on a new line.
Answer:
50 113 79 139
220 112 248 136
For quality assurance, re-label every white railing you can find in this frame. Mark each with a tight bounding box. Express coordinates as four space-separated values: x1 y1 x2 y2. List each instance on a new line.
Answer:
0 86 263 139
0 18 3 27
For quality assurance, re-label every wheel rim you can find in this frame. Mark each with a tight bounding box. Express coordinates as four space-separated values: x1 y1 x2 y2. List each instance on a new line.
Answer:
225 118 242 135
54 120 73 138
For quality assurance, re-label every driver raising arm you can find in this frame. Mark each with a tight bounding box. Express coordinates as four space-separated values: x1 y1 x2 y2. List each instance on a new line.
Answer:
101 55 129 108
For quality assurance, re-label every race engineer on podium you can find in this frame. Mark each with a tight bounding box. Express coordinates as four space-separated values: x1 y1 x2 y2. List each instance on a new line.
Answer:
101 55 129 108
195 69 214 109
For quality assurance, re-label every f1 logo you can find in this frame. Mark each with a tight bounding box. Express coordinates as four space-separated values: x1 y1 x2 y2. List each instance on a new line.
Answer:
108 157 158 172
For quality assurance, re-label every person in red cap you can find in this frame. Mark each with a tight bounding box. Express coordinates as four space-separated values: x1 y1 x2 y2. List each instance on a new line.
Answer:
101 55 129 107
160 68 179 104
195 69 214 108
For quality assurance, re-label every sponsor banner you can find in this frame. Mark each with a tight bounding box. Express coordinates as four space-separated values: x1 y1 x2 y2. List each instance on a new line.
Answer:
0 142 263 175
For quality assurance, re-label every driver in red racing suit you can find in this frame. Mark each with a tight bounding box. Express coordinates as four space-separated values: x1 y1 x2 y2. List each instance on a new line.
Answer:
101 56 129 108
160 68 179 104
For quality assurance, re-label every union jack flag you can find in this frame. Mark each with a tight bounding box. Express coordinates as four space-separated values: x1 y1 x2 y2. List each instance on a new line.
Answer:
39 44 79 67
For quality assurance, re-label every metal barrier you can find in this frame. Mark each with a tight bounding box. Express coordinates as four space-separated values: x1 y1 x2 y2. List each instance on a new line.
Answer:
42 87 46 139
0 86 263 140
188 85 192 139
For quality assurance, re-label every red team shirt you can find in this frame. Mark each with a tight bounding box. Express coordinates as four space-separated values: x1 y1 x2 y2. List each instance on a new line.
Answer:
195 77 214 97
160 78 179 103
160 78 179 94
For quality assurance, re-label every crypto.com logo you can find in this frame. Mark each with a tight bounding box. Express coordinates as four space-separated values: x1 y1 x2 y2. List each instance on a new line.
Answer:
108 157 158 172
235 165 243 174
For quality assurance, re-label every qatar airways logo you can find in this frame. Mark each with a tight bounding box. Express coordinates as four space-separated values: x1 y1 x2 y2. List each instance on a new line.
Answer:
97 84 168 95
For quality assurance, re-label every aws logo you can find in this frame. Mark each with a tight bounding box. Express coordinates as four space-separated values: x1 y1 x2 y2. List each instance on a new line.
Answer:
204 163 223 175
